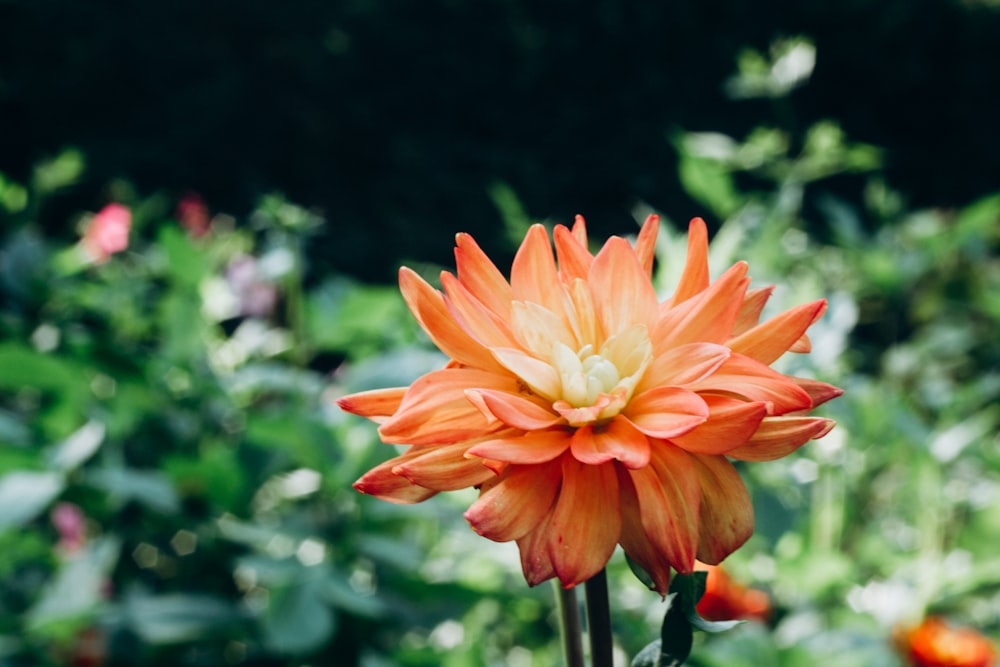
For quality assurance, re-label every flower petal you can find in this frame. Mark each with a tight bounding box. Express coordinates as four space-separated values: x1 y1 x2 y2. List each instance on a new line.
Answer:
637 342 731 393
393 443 495 491
624 387 709 439
669 396 768 455
629 444 700 574
633 214 660 277
546 457 621 587
465 459 562 542
467 429 572 464
336 386 407 424
465 388 563 430
441 271 516 348
690 454 753 564
731 286 774 337
589 236 660 336
728 300 827 365
491 347 562 400
554 223 593 282
667 217 711 306
511 224 564 316
378 368 512 445
569 417 651 469
517 513 557 587
399 267 502 371
688 354 813 415
454 232 512 320
617 466 672 594
727 416 836 461
792 377 845 409
654 261 749 353
353 448 440 504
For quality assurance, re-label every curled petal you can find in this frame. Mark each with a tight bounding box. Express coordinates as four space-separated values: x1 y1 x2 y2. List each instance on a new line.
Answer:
589 236 660 335
727 416 836 461
688 354 813 415
629 445 700 574
624 386 708 439
465 388 563 430
670 396 768 455
353 448 440 504
465 459 562 542
378 368 513 445
654 261 749 353
336 387 406 424
691 454 753 564
667 217 711 306
728 300 827 365
792 377 845 409
569 417 651 469
554 223 593 283
637 342 731 392
455 232 512 319
467 429 572 464
547 457 621 587
399 267 502 371
491 347 562 400
393 443 495 490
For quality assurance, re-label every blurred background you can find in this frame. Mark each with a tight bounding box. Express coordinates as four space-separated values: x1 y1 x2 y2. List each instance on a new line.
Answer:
1 1 999 666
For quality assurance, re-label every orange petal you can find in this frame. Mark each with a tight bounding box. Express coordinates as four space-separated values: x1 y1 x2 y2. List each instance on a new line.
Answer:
511 224 564 316
637 342 731 393
667 217 711 306
688 354 813 415
731 286 775 337
691 454 753 564
399 267 502 371
517 512 557 586
792 377 845 409
634 214 660 277
336 386 407 424
554 223 593 282
546 457 621 587
393 442 495 491
589 236 660 335
624 386 709 438
628 444 700 574
569 417 651 469
491 347 561 399
465 459 562 542
454 232 512 320
571 214 589 245
617 466 672 594
728 299 827 365
727 416 836 461
353 449 440 504
440 271 516 349
378 368 511 445
465 388 563 430
467 429 572 464
654 261 749 353
670 396 768 455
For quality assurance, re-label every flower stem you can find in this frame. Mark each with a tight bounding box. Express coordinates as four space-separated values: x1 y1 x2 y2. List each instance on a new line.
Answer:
585 569 613 667
553 580 585 667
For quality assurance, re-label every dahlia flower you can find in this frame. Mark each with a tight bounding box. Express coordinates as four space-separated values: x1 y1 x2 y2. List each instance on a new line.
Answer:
339 215 841 592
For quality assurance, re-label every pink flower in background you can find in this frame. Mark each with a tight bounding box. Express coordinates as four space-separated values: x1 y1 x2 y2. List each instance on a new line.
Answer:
51 502 87 554
177 192 211 237
225 254 278 318
82 203 131 263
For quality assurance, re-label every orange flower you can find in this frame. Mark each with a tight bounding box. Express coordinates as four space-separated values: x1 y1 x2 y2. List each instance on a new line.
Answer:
339 216 841 592
898 617 998 667
695 563 771 623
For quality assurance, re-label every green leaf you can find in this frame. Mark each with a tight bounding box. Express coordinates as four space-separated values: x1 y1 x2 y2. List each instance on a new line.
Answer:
47 420 105 471
0 471 64 528
124 592 238 644
25 537 120 633
260 570 338 655
86 467 180 514
658 592 693 666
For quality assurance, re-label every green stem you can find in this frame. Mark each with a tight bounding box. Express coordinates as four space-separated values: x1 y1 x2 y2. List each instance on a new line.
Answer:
585 569 614 667
553 580 585 667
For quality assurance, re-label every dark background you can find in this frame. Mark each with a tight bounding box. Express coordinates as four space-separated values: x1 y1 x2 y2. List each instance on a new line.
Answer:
2 0 998 281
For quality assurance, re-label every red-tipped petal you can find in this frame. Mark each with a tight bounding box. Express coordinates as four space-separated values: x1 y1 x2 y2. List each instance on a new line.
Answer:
634 214 660 277
728 299 827 365
629 444 700 574
465 459 562 542
353 449 440 504
393 443 495 491
569 417 651 469
624 386 709 439
691 454 753 564
670 396 768 455
336 386 407 423
688 354 813 415
792 377 845 409
546 457 621 587
727 416 836 461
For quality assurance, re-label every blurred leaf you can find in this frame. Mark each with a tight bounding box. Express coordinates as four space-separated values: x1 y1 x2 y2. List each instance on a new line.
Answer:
47 419 105 471
305 277 412 358
261 575 338 655
0 342 87 394
157 224 209 287
25 537 120 632
31 149 84 194
124 592 240 644
488 180 533 247
86 467 180 514
0 470 64 528
675 144 743 219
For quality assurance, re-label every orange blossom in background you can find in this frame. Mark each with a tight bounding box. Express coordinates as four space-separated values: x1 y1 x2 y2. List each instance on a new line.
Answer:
338 215 842 593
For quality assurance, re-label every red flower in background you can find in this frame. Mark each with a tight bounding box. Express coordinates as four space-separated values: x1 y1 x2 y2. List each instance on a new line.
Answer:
898 618 997 667
695 563 771 622
177 192 211 237
82 203 131 263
